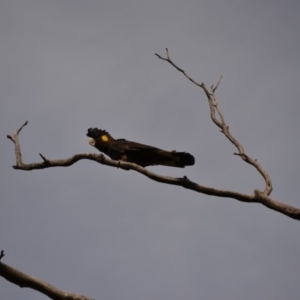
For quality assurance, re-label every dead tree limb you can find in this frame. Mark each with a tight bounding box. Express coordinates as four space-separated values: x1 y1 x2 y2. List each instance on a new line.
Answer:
6 119 300 220
155 48 273 195
0 251 92 300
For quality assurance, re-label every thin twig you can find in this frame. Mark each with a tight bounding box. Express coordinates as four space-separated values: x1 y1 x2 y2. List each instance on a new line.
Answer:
155 48 205 88
17 120 28 135
39 153 49 163
212 75 222 92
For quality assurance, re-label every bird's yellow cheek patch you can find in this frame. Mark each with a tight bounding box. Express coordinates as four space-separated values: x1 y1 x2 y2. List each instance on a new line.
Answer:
101 134 109 142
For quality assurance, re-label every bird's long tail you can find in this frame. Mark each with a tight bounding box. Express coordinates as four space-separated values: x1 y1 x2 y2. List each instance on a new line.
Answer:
154 150 195 168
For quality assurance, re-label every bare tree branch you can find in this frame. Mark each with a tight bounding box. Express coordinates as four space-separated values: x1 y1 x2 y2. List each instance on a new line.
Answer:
6 120 300 220
212 76 222 93
156 48 273 195
0 251 93 300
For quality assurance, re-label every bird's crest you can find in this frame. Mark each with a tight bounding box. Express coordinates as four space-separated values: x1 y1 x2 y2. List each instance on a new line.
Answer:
87 128 113 142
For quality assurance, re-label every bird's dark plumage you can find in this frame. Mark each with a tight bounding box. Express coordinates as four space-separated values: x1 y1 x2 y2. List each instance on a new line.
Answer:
86 128 195 168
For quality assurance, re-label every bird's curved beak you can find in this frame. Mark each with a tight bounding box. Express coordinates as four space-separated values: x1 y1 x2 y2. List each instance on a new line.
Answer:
88 138 96 147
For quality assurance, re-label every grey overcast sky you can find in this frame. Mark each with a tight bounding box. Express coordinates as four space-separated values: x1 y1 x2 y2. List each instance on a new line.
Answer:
1 1 300 299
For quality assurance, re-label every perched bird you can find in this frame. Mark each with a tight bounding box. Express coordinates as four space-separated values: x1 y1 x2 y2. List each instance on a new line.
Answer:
87 128 195 168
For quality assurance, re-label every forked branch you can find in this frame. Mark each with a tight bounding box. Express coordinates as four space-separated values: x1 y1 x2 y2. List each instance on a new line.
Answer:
6 120 300 220
156 48 273 195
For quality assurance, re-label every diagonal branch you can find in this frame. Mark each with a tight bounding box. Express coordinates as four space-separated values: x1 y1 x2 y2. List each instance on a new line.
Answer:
6 121 300 220
155 48 273 195
0 251 93 300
